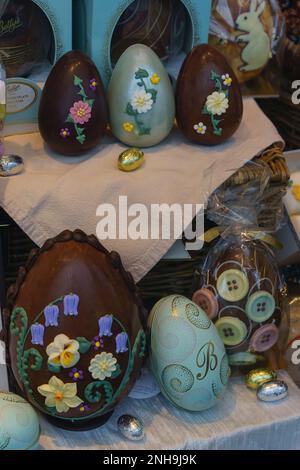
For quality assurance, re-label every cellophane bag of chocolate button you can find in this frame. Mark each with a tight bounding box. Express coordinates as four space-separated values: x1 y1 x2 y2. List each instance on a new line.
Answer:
209 0 285 97
192 229 289 373
0 0 53 79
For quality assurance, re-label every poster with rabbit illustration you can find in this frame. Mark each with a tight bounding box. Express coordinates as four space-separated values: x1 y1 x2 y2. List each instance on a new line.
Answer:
209 0 283 86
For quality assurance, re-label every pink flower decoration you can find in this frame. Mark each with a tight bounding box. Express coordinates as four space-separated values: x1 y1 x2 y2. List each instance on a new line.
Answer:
70 101 92 125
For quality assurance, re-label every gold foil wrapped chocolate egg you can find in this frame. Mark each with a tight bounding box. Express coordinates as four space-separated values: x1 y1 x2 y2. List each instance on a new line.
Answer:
245 368 277 390
118 149 145 172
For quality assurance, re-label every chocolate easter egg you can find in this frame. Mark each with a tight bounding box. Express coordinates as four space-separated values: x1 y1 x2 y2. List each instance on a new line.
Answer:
176 45 243 146
0 0 53 78
0 392 40 450
209 0 280 83
148 295 230 411
194 235 286 367
108 44 175 147
38 51 108 156
7 230 146 430
110 0 188 65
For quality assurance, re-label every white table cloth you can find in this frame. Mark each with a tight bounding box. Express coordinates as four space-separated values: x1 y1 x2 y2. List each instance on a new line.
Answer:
38 371 300 450
0 99 282 282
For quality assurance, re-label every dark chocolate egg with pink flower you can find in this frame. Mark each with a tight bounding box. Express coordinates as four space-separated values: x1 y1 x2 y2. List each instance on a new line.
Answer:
38 51 108 156
6 230 146 430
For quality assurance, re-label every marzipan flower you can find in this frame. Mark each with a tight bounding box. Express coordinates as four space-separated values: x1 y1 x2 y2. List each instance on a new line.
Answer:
60 128 71 139
222 74 232 87
88 352 117 380
70 101 92 125
123 122 135 133
46 334 80 369
193 122 207 135
206 91 229 116
38 376 82 413
131 89 153 114
89 78 98 91
150 73 161 85
31 324 45 346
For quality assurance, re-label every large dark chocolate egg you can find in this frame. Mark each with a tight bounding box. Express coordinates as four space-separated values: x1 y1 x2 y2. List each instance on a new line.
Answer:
193 237 285 369
176 45 243 146
38 51 108 156
7 230 146 430
0 0 53 78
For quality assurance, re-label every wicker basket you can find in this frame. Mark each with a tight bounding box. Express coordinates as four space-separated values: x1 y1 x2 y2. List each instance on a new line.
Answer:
0 144 289 308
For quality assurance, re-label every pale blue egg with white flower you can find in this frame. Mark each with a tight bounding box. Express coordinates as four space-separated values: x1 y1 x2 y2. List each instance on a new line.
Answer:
148 295 230 411
0 392 40 450
108 44 175 147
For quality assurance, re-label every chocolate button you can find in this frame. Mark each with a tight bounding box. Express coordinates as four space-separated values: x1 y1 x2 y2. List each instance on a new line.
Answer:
216 269 249 302
215 316 248 346
228 352 258 366
245 291 275 322
192 288 218 319
250 324 279 352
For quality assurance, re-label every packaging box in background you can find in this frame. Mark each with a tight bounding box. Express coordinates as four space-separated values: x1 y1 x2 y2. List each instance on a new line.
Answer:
74 0 212 88
2 0 72 136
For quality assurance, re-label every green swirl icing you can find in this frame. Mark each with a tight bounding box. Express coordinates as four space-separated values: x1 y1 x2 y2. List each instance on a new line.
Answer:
10 307 28 379
10 308 43 398
84 381 114 404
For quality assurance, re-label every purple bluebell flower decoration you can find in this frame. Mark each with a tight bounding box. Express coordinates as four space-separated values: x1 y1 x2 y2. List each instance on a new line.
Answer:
31 324 45 346
44 305 59 327
98 315 113 338
116 332 128 354
64 293 79 317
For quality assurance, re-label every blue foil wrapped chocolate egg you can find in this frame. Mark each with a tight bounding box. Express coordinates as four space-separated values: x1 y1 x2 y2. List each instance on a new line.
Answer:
148 295 230 411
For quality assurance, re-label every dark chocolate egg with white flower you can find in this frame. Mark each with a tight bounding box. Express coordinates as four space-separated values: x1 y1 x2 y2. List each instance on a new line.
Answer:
176 45 243 146
38 51 107 156
7 230 146 430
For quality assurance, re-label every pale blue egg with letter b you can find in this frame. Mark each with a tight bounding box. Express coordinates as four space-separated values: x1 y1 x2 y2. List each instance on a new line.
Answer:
148 295 230 411
108 44 175 147
0 392 40 450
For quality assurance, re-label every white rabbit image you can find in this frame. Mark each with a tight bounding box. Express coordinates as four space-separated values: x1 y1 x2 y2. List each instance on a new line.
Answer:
236 0 271 73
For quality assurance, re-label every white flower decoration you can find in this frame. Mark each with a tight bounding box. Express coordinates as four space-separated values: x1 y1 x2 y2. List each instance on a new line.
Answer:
206 91 229 116
46 334 80 369
193 122 207 135
88 352 117 380
131 89 153 114
38 376 82 414
222 74 232 87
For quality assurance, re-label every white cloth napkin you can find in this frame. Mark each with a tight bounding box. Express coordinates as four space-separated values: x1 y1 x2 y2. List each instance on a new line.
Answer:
0 99 283 281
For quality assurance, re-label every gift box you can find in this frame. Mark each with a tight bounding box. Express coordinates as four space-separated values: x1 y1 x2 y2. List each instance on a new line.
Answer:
2 0 72 136
73 0 212 88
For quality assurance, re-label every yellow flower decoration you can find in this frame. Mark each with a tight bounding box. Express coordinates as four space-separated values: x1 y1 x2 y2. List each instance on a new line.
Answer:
46 334 80 369
150 73 161 85
38 376 82 413
292 185 300 202
123 122 135 133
